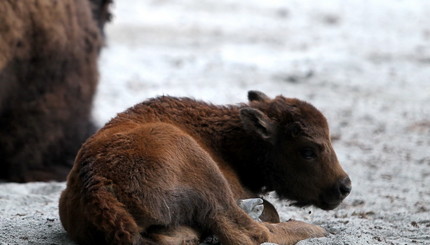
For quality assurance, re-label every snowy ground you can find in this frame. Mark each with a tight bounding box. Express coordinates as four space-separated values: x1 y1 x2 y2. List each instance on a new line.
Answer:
1 0 430 244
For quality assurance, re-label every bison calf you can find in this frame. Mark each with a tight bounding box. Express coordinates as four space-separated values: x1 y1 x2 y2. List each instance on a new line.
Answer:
59 91 351 245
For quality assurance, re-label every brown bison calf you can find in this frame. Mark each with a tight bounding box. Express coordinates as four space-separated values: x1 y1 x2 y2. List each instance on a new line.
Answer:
0 0 111 182
59 91 351 245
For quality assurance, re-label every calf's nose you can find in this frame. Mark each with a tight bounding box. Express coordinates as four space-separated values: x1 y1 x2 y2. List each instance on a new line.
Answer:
338 176 352 197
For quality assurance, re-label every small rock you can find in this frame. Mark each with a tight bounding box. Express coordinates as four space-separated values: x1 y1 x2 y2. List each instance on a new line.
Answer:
238 198 264 221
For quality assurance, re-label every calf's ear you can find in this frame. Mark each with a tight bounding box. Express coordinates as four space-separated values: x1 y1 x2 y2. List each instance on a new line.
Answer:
248 90 270 102
240 108 276 143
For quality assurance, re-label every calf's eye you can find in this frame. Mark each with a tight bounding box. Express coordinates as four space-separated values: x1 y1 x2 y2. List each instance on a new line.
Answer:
300 147 317 160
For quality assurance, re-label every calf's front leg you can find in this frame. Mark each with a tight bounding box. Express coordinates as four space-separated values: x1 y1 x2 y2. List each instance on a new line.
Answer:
263 220 327 245
237 198 326 245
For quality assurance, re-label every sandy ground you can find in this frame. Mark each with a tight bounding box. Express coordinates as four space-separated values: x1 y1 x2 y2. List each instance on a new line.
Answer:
1 0 430 244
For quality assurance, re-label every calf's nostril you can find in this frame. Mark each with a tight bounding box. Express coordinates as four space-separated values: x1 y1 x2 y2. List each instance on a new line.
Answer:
340 183 351 196
339 177 352 196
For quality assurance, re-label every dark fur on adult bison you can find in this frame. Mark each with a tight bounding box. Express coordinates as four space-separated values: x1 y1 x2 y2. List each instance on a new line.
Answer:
0 0 111 182
59 91 351 245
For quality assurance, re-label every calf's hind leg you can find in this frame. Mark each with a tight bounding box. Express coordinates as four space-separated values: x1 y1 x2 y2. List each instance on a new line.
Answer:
148 226 200 245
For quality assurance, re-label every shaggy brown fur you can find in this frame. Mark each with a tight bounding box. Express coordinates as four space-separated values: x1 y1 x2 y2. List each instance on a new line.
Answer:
59 91 351 245
0 0 111 182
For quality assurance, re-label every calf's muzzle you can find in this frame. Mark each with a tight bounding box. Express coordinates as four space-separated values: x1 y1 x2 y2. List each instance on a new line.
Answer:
319 176 352 210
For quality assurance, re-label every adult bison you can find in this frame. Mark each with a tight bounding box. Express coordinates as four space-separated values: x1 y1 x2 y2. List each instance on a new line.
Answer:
0 0 111 182
59 91 351 245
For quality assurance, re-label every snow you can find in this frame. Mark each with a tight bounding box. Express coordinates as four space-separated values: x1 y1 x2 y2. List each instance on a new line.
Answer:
1 0 430 244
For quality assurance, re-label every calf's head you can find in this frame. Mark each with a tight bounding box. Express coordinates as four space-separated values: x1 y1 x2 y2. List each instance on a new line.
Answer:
240 91 351 210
